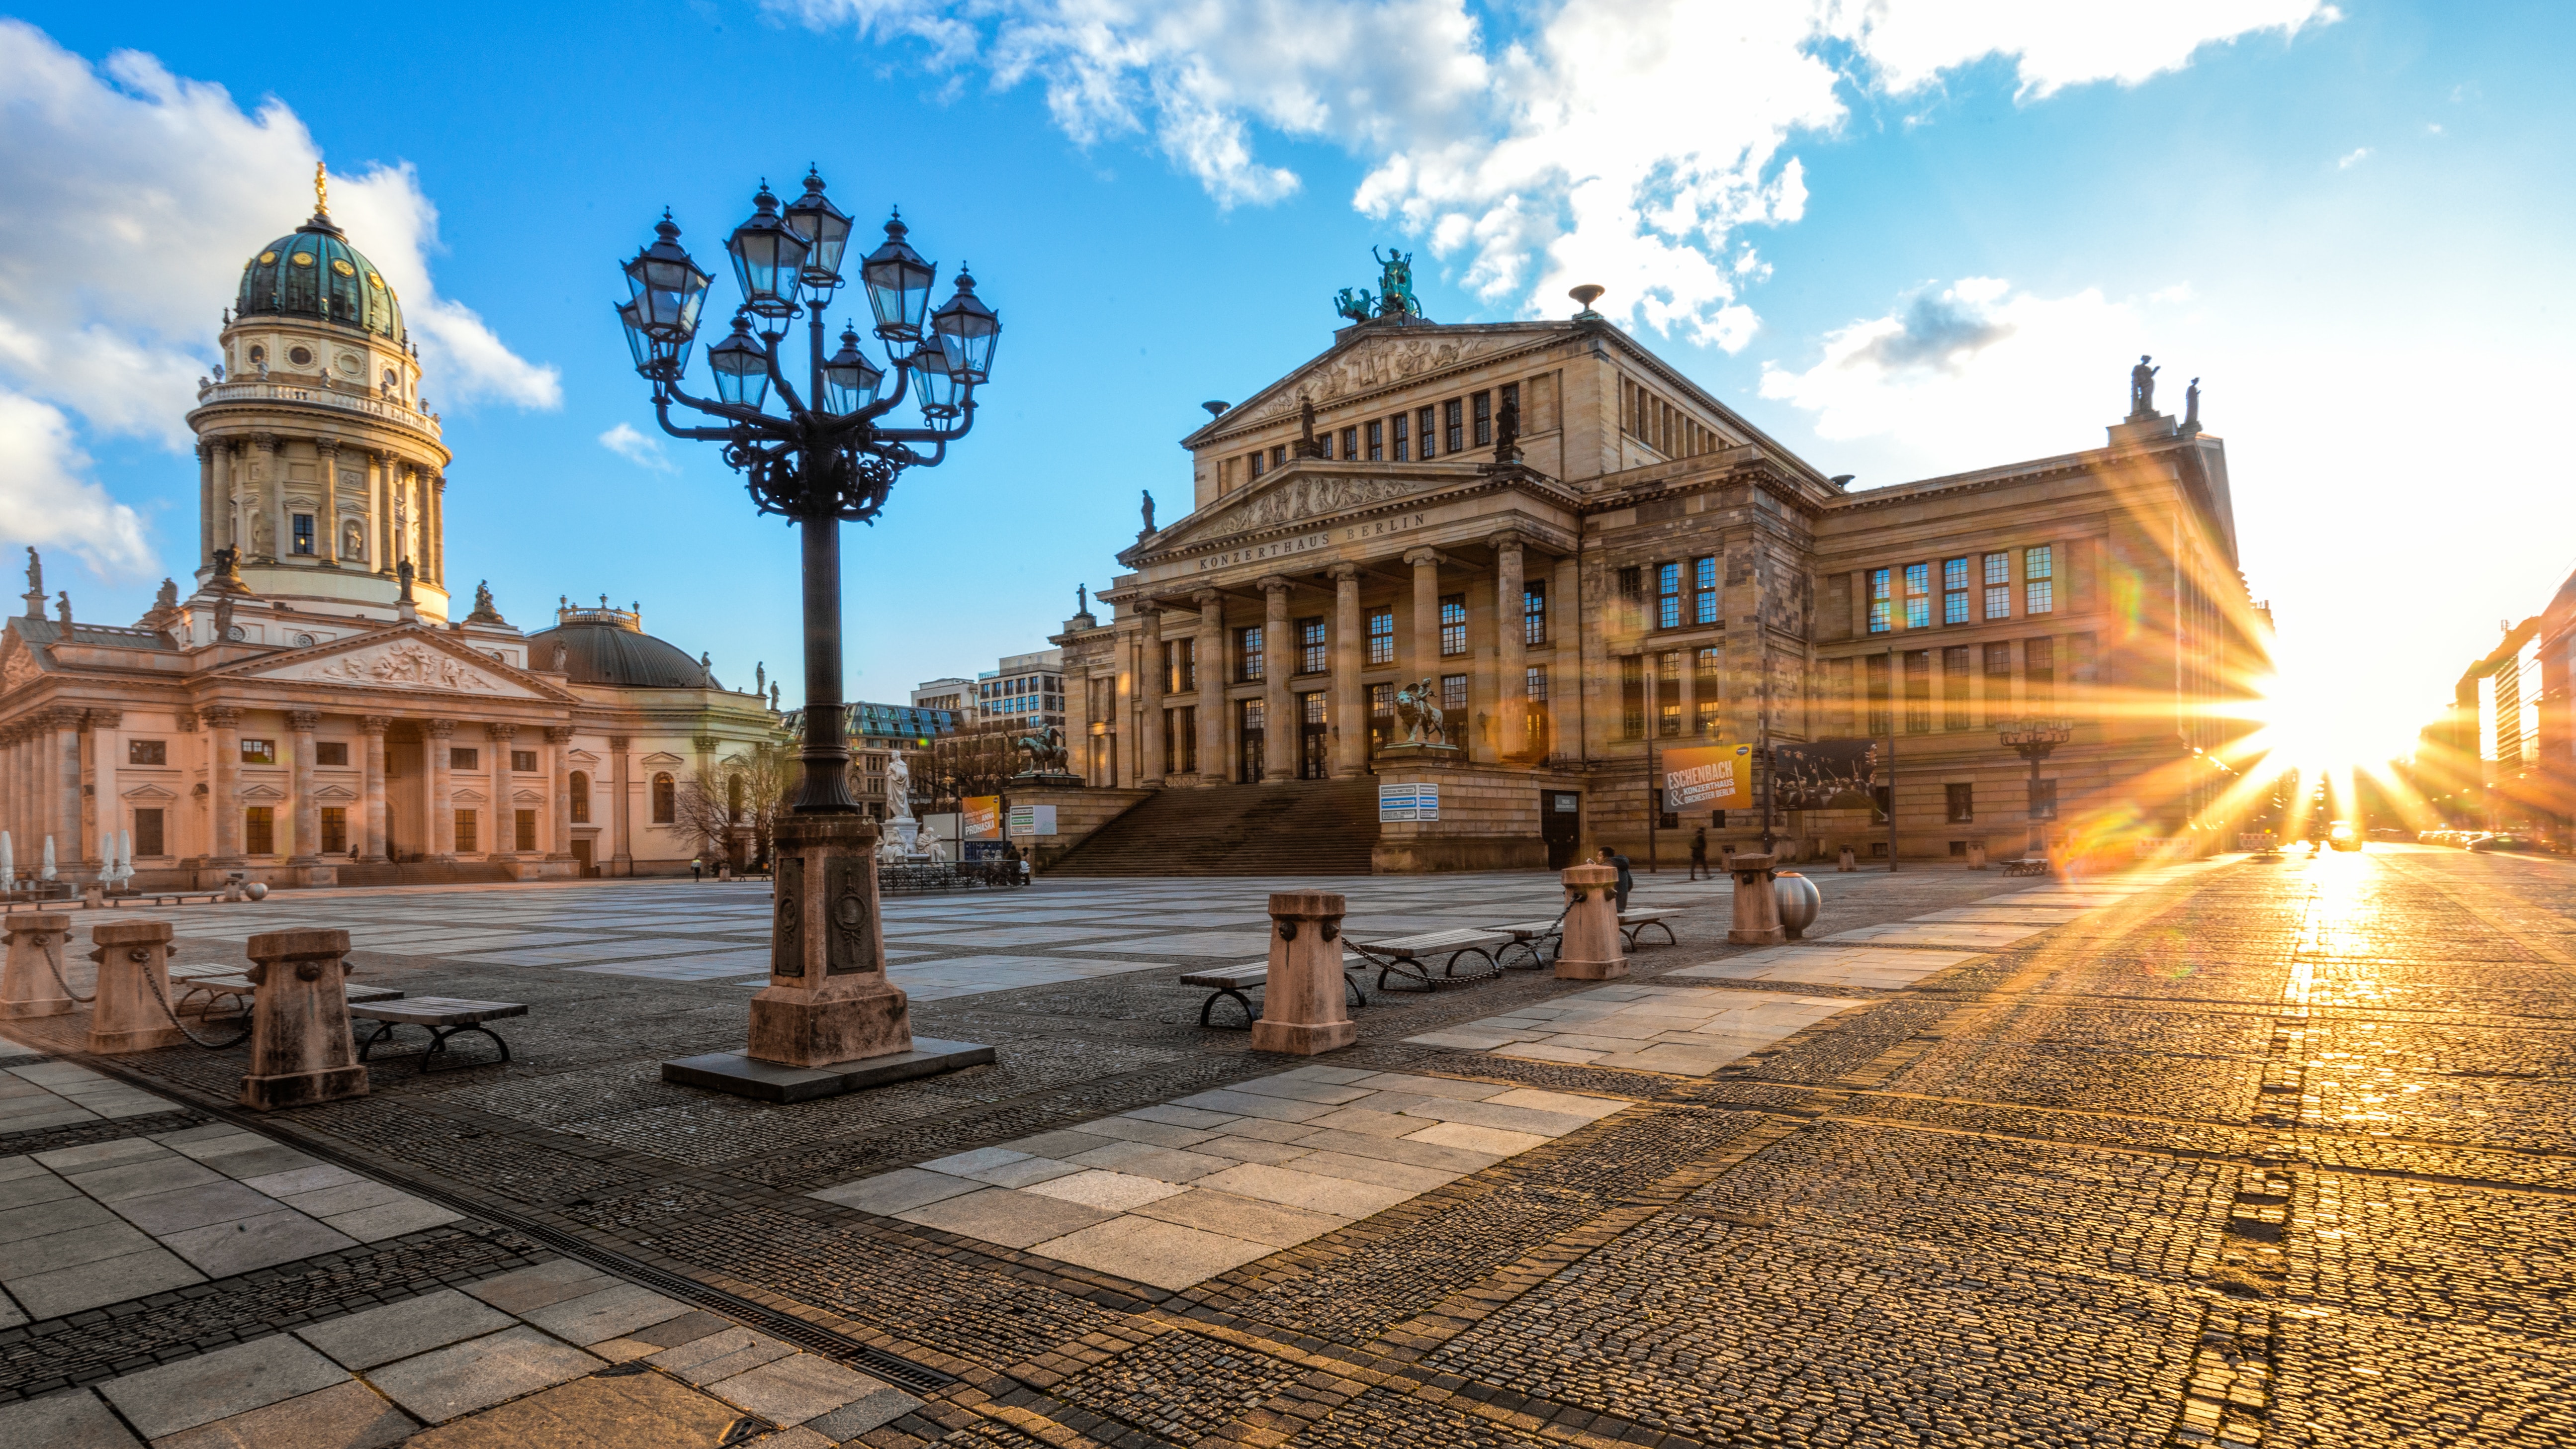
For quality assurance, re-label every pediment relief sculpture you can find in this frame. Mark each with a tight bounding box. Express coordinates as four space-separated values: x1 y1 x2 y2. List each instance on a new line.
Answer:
0 645 40 693
288 638 528 697
1236 334 1501 426
1184 470 1446 545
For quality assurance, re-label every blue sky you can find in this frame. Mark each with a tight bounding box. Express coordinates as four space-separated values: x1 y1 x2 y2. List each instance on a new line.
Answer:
2 1 2570 746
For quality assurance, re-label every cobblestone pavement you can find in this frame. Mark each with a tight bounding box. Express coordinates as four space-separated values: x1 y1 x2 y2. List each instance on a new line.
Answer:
2 847 2572 1446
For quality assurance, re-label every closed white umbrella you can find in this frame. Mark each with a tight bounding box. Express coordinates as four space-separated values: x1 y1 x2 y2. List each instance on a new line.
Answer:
39 835 56 882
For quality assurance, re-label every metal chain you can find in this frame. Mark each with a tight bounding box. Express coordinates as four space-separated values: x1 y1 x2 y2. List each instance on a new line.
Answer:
139 957 253 1050
36 933 95 1004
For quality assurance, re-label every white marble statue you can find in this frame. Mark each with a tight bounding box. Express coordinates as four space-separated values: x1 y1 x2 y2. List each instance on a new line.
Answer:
886 755 915 823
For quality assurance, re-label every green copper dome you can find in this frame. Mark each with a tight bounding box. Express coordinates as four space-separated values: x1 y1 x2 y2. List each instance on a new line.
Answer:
235 213 406 341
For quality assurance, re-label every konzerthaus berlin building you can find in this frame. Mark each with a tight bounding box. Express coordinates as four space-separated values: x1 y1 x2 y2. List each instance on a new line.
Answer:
0 194 778 889
1055 281 2266 869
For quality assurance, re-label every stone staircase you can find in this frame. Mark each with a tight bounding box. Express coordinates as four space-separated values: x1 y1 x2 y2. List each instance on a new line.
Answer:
331 860 518 889
1045 779 1380 876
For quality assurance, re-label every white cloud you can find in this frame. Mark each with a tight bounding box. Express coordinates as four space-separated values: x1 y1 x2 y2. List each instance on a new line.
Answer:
2337 146 2372 168
0 20 561 456
0 390 153 578
599 422 676 472
773 0 2330 342
1758 276 2152 467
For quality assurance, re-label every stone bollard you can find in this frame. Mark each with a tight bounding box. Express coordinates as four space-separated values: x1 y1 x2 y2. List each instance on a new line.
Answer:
1555 864 1628 980
1729 853 1785 945
88 920 188 1053
239 929 368 1110
1249 892 1356 1055
81 881 104 909
1837 846 1856 873
1775 871 1820 941
1968 842 1988 870
0 913 75 1019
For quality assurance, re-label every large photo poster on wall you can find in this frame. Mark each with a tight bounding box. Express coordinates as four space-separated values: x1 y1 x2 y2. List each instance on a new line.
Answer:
1769 740 1882 812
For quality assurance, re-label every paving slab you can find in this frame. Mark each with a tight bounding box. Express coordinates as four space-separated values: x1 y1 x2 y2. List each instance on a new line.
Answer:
460 1259 618 1315
893 1186 1120 1249
367 1326 604 1424
1129 1187 1347 1248
9 1243 205 1318
153 1379 418 1449
518 1282 694 1346
807 1167 980 1216
162 1208 357 1277
1022 1168 1190 1211
0 1389 141 1449
1192 1162 1413 1217
398 1366 742 1449
647 1326 799 1384
1031 1214 1279 1290
295 1288 516 1370
704 1351 888 1425
95 1335 349 1439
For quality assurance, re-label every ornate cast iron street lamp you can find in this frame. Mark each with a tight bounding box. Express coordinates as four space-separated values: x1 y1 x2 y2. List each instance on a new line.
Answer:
621 171 1001 1093
1997 718 2074 857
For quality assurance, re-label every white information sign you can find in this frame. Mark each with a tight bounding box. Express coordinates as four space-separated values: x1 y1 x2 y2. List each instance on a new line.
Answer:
1007 804 1058 836
1378 784 1439 822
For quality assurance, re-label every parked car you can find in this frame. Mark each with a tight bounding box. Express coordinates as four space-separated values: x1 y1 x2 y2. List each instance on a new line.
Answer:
2468 834 2535 853
2327 821 2362 852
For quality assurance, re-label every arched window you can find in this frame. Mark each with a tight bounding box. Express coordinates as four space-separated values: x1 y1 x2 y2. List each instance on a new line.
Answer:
651 772 675 824
727 774 745 822
570 771 590 824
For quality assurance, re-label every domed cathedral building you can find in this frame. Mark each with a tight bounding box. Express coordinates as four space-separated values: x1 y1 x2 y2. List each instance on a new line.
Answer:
1053 256 2271 871
0 180 779 890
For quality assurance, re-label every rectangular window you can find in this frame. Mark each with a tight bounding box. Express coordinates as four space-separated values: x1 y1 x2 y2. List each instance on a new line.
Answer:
1367 606 1396 665
1904 562 1931 629
449 747 479 771
1501 381 1519 434
1340 426 1357 459
1248 451 1266 480
1366 420 1383 460
322 806 349 854
1440 593 1468 656
1368 682 1395 754
1984 641 2014 713
1865 654 1891 738
1658 561 1681 629
1905 649 1932 733
1656 651 1684 737
510 749 538 772
2025 544 2054 615
1985 551 2012 620
1391 413 1410 461
1441 672 1469 716
1694 555 1718 625
515 809 537 852
1164 637 1195 693
1943 645 1972 730
244 806 273 855
2026 636 2056 707
128 739 167 766
1298 617 1328 674
1694 646 1722 734
1270 445 1286 471
454 809 477 853
1526 665 1548 702
1621 655 1646 738
134 809 165 857
1868 567 1892 633
1523 580 1547 646
1944 556 1969 625
292 513 315 555
1469 391 1490 449
1696 698 1721 736
240 738 275 766
1946 783 1974 823
1238 624 1265 682
316 741 349 766
2030 778 2059 821
1418 406 1438 459
1617 565 1644 630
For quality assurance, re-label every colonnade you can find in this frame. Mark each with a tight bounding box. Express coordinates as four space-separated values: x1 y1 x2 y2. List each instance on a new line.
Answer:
195 433 444 585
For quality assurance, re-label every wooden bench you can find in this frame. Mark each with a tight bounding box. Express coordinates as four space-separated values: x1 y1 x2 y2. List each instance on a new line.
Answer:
1489 911 1569 971
350 996 528 1072
1179 957 1368 1030
1350 928 1504 993
171 965 402 1019
2002 857 2051 877
1618 908 1683 949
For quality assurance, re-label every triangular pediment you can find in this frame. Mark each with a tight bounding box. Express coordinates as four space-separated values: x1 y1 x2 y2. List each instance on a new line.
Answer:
454 786 488 804
313 784 358 802
639 751 686 768
218 627 568 702
241 783 286 802
1145 462 1478 556
0 630 50 695
1193 323 1552 442
567 748 601 767
121 783 178 801
512 787 546 804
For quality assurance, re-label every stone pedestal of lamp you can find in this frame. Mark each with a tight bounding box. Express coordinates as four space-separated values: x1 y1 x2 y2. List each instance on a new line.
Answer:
664 814 991 1102
1554 863 1628 980
88 919 188 1054
239 928 370 1109
0 913 75 1020
1249 892 1356 1055
1728 853 1786 945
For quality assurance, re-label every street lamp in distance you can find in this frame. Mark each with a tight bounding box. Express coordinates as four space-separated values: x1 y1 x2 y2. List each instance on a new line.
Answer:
1997 718 2074 860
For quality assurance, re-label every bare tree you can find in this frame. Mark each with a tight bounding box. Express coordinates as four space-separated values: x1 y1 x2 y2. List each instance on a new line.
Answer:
673 740 796 869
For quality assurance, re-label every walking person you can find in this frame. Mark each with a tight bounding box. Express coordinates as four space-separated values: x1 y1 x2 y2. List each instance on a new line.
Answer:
1688 827 1710 882
1598 845 1633 914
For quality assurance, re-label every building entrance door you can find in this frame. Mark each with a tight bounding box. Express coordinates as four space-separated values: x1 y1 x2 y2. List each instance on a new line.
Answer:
1298 693 1330 780
1238 699 1266 783
1541 790 1582 869
571 838 594 877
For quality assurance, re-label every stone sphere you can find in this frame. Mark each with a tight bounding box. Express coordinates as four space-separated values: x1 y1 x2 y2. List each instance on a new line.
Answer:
1774 871 1820 939
244 882 269 901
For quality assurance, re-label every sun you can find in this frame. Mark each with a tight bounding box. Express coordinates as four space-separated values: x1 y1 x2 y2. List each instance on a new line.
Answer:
2238 653 2426 778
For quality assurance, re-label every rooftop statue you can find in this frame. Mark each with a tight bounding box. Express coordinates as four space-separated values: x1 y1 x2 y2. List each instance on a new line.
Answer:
2129 355 2159 419
1372 246 1423 319
1140 489 1156 535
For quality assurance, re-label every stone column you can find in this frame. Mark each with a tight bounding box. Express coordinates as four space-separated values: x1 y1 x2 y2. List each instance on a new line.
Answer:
86 709 121 874
286 710 320 865
1138 604 1165 786
239 928 367 1110
547 725 575 865
426 719 454 859
610 735 633 875
1259 576 1292 783
379 462 399 573
486 723 517 859
315 440 339 566
50 709 82 869
429 473 446 586
1249 891 1356 1055
1406 547 1440 694
1493 533 1527 758
360 716 390 859
251 434 278 559
1552 554 1581 766
1330 563 1364 776
0 913 74 1019
211 440 236 552
1555 863 1627 980
196 440 217 563
1194 589 1226 784
87 919 186 1053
